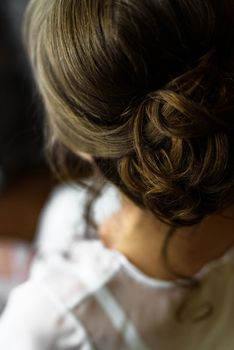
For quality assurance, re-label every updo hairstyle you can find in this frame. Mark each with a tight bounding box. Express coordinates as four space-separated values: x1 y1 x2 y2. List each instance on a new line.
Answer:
25 0 234 227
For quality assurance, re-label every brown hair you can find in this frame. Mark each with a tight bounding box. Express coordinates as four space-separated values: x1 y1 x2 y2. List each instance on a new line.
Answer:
24 0 234 285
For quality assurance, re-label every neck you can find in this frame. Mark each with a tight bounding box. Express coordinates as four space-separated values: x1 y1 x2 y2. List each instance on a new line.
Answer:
98 194 234 281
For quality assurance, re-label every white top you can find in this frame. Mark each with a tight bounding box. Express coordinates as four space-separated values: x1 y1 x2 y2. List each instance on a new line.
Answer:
0 183 234 350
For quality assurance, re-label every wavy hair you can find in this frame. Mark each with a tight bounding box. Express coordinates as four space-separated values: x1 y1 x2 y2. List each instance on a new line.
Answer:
24 0 234 320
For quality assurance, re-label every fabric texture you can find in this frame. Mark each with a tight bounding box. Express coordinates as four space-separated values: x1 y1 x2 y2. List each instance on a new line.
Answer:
0 183 234 350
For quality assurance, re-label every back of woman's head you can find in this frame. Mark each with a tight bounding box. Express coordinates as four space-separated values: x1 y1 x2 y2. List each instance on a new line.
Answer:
25 0 234 227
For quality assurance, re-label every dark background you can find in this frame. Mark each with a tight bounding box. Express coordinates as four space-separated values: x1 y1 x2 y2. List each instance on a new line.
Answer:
0 0 56 242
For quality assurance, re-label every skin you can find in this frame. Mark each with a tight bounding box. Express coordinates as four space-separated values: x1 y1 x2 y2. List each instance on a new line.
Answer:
79 152 234 281
98 196 234 281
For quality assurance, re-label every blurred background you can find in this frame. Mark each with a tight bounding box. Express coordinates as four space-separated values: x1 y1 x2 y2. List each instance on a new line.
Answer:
0 0 57 309
0 0 56 242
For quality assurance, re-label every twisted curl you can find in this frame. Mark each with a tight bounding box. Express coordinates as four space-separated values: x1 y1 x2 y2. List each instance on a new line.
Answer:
117 52 234 225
